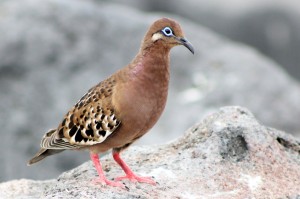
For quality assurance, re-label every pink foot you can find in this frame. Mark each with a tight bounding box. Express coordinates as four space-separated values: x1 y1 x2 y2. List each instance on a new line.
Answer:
90 153 125 189
112 151 156 185
92 177 125 188
115 174 156 185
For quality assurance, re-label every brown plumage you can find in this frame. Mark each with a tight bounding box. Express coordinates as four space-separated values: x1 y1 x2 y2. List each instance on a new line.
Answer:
28 17 194 187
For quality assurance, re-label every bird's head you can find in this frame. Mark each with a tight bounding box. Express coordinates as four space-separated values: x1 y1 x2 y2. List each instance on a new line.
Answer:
142 18 194 54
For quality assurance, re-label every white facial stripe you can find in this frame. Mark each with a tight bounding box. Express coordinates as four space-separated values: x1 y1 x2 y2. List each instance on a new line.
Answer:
152 33 163 41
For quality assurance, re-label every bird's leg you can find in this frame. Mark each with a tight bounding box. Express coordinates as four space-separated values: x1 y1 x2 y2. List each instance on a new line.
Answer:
112 150 156 185
90 153 125 188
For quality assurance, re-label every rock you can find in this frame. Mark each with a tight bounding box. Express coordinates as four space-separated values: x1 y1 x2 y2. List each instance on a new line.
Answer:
1 0 300 182
1 106 299 198
0 179 56 199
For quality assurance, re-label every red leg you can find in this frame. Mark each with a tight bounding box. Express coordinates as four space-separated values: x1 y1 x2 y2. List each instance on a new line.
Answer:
90 153 124 188
112 151 156 185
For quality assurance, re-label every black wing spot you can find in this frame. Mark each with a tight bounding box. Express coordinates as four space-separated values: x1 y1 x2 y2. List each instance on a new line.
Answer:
75 129 83 142
69 126 78 137
99 130 106 137
78 101 84 108
86 128 94 137
96 122 101 130
108 123 114 129
68 121 74 129
70 114 74 122
62 118 66 126
58 128 64 137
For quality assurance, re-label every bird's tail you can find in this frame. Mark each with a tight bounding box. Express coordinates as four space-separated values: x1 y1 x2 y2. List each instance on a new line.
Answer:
27 148 64 166
27 129 65 166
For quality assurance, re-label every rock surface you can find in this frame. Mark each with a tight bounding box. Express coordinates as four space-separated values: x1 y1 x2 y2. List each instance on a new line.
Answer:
1 106 299 198
1 0 300 181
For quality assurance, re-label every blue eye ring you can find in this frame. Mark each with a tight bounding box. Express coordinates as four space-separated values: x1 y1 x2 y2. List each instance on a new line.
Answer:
161 27 174 37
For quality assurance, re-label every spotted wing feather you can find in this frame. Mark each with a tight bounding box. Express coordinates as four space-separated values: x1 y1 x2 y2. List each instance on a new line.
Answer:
40 78 120 150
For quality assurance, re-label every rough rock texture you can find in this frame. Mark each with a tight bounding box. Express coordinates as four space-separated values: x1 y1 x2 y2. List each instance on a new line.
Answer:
1 0 300 181
109 0 300 80
1 106 299 198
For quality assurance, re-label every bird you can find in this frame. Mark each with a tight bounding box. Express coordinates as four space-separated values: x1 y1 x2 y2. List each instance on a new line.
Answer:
28 17 194 188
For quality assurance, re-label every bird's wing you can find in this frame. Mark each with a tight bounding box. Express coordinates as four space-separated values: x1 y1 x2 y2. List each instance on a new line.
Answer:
40 78 121 150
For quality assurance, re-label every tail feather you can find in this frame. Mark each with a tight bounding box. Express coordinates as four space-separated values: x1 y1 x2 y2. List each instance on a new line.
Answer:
28 129 67 166
27 148 64 166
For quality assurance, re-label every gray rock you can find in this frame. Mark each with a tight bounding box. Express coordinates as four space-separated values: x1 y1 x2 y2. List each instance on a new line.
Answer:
1 106 299 198
0 0 300 182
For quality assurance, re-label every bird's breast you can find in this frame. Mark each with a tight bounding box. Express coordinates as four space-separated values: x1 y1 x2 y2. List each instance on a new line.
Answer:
121 78 168 121
113 69 169 139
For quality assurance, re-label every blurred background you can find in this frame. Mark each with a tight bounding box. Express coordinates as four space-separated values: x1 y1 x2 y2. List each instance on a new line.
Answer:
0 0 299 182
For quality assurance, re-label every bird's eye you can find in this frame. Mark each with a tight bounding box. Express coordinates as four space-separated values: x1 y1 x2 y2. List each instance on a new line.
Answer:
161 27 174 37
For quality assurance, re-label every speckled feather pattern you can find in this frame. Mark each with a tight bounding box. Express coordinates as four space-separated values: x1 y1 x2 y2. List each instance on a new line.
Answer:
41 77 121 149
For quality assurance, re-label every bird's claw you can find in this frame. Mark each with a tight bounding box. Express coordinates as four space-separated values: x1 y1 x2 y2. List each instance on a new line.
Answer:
114 175 156 185
92 177 125 188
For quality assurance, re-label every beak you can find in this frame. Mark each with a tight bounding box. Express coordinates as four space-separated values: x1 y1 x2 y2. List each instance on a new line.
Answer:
176 37 194 54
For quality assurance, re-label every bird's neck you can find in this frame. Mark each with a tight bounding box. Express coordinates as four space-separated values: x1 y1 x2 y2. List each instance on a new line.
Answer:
116 44 171 103
113 44 171 123
128 44 171 84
